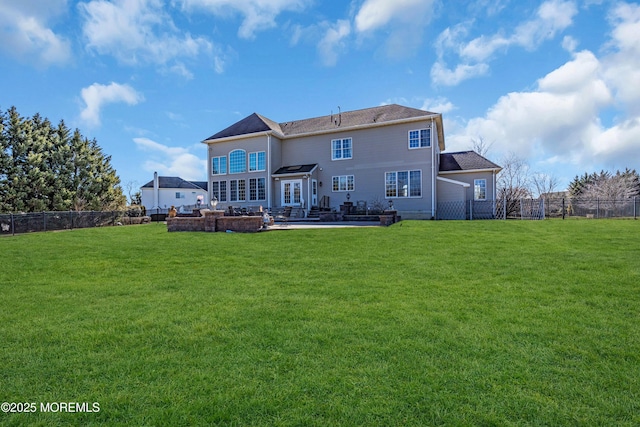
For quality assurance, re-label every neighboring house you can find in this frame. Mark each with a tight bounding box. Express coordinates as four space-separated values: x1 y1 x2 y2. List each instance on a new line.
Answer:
141 173 209 212
202 104 501 219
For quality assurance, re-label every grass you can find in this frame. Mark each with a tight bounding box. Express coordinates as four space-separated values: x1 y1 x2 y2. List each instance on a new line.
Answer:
0 220 639 426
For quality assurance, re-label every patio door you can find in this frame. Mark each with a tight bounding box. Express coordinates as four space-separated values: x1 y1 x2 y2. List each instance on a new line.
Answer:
281 179 302 206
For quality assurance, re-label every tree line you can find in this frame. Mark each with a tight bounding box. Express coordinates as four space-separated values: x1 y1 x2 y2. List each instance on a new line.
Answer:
0 106 126 213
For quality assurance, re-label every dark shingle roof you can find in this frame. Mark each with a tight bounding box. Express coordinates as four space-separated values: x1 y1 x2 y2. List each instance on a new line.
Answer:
440 151 501 172
205 113 282 140
141 177 208 191
279 104 435 137
272 164 318 175
204 104 436 141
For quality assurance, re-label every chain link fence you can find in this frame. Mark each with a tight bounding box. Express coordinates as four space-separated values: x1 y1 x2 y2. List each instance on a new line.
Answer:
0 210 156 236
437 197 639 220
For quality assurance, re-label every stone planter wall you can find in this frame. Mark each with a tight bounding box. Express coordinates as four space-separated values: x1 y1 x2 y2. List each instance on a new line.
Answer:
167 210 264 233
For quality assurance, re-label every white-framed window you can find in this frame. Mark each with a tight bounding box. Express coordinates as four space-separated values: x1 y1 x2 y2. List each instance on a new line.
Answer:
212 156 227 175
408 129 431 149
385 170 422 198
332 175 355 192
331 138 352 160
212 181 227 202
230 179 246 202
249 151 266 172
175 192 185 199
474 179 487 200
249 178 266 201
229 149 246 174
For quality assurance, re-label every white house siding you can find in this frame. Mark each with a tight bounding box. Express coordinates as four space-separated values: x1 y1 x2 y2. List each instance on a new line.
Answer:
141 188 207 212
279 120 437 218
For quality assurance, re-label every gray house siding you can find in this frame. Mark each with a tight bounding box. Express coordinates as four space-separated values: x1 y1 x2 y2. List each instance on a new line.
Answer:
208 134 271 209
279 120 437 218
201 105 500 220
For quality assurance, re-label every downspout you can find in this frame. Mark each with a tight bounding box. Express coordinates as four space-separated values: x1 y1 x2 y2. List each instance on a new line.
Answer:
267 134 272 209
431 118 436 219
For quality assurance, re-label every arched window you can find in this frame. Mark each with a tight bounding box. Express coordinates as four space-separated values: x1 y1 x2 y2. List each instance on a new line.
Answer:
229 149 246 174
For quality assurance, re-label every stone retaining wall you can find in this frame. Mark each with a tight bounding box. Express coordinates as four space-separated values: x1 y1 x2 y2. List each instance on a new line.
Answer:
167 210 263 233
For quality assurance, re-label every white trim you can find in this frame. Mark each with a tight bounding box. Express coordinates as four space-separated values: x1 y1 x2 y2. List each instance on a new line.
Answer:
331 137 353 161
474 178 487 201
437 176 470 187
408 128 432 149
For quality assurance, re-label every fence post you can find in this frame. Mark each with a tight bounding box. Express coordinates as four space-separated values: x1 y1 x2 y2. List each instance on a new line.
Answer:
562 198 565 220
597 199 600 219
70 210 73 230
11 213 15 236
635 197 637 220
520 198 523 220
503 198 506 220
469 199 473 220
43 211 47 232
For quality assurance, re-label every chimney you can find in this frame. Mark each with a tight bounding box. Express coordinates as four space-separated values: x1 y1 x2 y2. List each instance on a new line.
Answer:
153 172 159 209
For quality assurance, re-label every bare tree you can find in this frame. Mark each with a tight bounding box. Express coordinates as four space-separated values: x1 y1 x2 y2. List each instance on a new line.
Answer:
497 153 532 217
470 136 493 157
531 173 560 198
124 180 140 205
532 172 561 217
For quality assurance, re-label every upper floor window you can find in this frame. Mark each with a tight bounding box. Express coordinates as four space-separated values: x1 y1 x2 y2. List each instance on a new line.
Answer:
175 192 185 199
249 151 266 172
332 138 352 160
409 129 431 149
229 149 246 174
212 156 226 175
474 179 487 200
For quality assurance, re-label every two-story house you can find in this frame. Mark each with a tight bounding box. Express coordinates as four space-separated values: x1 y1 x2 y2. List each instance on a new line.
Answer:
202 104 501 219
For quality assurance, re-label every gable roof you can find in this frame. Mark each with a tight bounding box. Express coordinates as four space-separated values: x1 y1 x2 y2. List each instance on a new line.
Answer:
204 104 441 142
205 113 282 140
141 176 208 191
439 151 502 172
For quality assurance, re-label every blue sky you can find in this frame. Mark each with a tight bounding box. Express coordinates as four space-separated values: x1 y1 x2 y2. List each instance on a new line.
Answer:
1 0 639 196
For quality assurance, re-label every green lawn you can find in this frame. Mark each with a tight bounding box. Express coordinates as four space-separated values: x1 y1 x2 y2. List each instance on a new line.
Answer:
1 220 639 426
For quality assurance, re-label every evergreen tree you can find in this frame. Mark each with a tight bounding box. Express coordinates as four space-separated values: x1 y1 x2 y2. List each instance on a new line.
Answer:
0 106 126 212
0 109 10 212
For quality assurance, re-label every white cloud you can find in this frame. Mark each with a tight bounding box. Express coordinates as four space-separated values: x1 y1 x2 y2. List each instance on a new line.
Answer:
80 82 144 127
432 0 578 86
354 0 437 57
602 2 640 115
179 0 309 39
430 62 489 87
134 137 206 180
355 0 426 32
79 0 213 71
448 3 640 177
0 1 71 66
317 20 351 67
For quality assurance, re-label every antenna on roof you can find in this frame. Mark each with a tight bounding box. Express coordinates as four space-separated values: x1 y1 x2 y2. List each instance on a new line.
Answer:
337 106 341 126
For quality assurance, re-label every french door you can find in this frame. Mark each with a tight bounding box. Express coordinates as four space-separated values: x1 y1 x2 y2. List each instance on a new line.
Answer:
281 179 302 206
